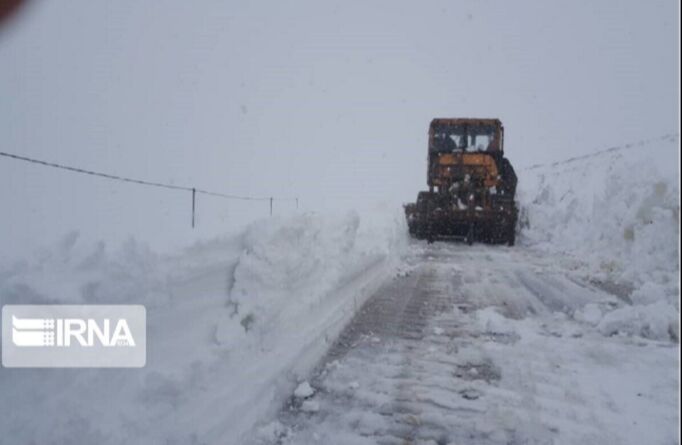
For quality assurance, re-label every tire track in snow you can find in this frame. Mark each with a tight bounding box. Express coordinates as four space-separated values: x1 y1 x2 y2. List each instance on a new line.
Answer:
252 242 678 445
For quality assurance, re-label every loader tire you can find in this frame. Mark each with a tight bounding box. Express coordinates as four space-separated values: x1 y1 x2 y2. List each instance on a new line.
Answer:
507 232 515 246
507 223 516 246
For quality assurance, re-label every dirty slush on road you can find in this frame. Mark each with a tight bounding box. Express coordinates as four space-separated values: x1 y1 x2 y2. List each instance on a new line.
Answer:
256 241 678 445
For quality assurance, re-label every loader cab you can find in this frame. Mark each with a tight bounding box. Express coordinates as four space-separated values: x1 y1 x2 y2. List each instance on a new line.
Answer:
427 119 508 193
429 119 504 154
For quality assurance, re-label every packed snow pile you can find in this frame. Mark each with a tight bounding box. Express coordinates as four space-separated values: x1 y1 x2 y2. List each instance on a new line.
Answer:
518 135 680 341
225 211 406 352
0 209 407 444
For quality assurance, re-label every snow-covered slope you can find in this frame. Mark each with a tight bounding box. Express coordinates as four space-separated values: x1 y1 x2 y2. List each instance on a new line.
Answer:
0 209 407 444
518 134 680 341
0 136 678 443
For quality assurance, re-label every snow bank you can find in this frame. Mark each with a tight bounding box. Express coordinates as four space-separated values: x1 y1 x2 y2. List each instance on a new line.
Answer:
518 135 680 341
0 209 407 444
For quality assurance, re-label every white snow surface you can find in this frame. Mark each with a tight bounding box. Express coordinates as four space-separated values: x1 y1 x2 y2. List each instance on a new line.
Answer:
253 243 679 445
518 135 680 341
0 209 407 444
0 136 679 444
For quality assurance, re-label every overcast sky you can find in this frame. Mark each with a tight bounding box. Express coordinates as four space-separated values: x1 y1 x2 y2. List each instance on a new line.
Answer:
0 0 679 260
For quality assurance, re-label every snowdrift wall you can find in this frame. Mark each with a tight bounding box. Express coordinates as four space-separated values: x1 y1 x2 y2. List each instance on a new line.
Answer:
0 210 408 444
518 135 680 341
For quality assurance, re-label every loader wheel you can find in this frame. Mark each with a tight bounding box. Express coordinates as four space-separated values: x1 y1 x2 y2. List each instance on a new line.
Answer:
413 220 427 240
507 224 516 246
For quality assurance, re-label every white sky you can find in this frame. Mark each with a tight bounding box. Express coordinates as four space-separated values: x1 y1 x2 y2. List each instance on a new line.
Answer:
0 0 679 260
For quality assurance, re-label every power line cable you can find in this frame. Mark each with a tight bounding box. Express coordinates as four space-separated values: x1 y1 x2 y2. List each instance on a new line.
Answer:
521 133 679 171
0 149 299 226
0 150 296 201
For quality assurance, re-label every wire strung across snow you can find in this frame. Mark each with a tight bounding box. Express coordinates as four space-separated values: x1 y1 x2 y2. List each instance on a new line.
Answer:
0 149 298 227
520 133 679 171
0 150 296 202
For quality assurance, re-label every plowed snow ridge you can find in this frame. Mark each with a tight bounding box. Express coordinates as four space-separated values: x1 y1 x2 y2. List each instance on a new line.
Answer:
0 137 678 444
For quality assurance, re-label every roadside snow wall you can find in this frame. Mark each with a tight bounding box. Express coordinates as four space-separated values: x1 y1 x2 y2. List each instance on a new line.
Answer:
0 209 407 444
518 134 680 341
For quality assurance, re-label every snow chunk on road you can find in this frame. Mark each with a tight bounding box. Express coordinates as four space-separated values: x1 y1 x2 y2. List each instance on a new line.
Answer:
294 381 315 399
474 307 518 336
574 303 603 326
300 400 320 413
597 301 679 341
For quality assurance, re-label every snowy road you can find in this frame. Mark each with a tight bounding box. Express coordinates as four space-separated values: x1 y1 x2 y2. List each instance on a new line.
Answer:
259 242 679 445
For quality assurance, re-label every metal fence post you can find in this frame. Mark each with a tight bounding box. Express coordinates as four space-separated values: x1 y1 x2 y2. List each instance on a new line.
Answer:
191 188 196 228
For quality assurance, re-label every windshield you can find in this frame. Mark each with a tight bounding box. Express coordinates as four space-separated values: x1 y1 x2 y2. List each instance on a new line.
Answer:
431 124 497 152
